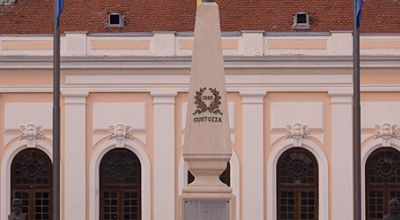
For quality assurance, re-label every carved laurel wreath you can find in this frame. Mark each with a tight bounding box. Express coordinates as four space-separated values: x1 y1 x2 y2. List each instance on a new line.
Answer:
193 87 223 115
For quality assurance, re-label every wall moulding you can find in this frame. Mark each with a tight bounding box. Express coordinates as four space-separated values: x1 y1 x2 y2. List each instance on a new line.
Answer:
8 84 397 94
2 55 400 71
0 86 52 93
15 85 349 94
65 74 351 87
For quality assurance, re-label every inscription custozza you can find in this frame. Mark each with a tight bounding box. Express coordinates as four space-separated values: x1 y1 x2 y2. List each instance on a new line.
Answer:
193 87 223 123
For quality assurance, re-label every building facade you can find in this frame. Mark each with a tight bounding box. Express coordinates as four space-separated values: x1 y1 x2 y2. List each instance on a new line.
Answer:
1 0 400 220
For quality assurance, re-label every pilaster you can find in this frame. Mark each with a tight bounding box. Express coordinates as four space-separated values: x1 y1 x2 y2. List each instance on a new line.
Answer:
62 90 88 220
151 90 177 220
240 89 266 220
329 91 354 220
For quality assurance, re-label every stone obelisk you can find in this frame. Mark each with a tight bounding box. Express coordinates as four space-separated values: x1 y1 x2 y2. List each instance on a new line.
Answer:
181 1 234 220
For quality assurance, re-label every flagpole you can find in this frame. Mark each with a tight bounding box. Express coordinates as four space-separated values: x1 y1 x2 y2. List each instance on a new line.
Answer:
53 0 61 218
353 0 362 219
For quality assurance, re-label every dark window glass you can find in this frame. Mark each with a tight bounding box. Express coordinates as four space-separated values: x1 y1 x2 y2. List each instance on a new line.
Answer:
366 147 400 220
100 148 141 220
109 14 120 25
11 148 52 220
277 148 318 220
297 13 307 24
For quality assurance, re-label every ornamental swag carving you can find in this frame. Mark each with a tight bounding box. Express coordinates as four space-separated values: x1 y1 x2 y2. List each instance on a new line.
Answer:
108 124 134 148
286 123 311 147
19 124 45 148
375 123 400 147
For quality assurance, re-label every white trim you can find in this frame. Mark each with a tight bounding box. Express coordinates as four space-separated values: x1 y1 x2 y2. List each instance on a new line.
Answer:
329 92 353 220
0 140 52 220
2 84 400 94
178 151 240 220
2 33 400 57
361 138 400 220
63 92 87 220
267 139 329 220
329 91 353 104
89 139 151 220
0 86 53 93
241 92 264 220
152 93 176 220
65 74 351 86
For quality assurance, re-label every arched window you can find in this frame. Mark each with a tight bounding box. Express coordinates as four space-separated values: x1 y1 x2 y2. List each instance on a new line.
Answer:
277 148 318 220
100 148 141 220
188 162 230 186
11 148 52 220
366 147 400 220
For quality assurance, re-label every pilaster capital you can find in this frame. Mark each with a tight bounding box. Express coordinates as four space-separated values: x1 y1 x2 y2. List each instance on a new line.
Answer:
328 90 352 104
62 90 89 104
151 89 177 104
239 89 266 104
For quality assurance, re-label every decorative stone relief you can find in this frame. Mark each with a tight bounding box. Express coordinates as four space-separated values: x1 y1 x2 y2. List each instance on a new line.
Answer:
108 124 134 148
285 123 311 147
19 124 44 148
375 123 400 147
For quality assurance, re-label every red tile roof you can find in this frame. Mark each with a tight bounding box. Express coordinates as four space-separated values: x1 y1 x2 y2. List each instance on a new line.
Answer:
0 0 399 34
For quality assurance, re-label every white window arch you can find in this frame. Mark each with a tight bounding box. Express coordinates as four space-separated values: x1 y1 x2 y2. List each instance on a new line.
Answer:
1 139 52 220
361 137 400 220
267 139 329 220
89 139 151 220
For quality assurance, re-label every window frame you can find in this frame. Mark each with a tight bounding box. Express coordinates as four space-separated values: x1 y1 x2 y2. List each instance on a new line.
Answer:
276 147 319 220
107 13 125 28
11 148 53 220
99 148 142 220
292 12 310 30
365 147 400 220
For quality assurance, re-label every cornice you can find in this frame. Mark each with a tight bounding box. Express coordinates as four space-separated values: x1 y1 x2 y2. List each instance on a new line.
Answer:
0 86 52 92
2 83 400 94
1 56 400 72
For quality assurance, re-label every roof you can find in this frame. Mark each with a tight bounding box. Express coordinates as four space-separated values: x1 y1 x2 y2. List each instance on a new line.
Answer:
0 0 399 34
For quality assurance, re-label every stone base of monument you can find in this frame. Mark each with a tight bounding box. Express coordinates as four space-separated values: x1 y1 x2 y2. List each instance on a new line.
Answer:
183 155 231 192
179 194 236 220
179 156 235 220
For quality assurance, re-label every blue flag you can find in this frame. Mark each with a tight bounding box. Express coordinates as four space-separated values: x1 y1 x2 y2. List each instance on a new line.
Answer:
56 0 64 27
356 0 364 28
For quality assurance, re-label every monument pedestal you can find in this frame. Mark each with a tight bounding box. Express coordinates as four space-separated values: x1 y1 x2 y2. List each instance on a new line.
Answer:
180 193 236 220
180 155 235 220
